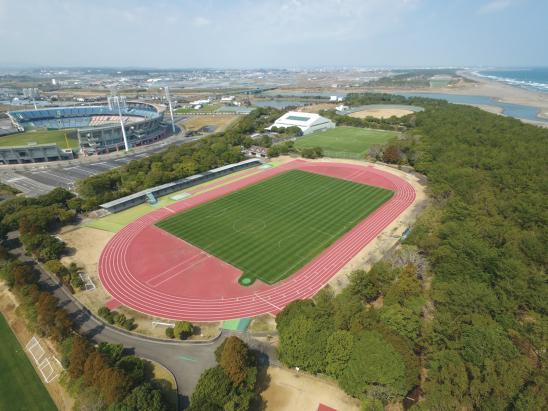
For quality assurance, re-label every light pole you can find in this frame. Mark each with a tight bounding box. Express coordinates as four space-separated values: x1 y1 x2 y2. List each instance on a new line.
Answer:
111 95 129 152
164 86 176 134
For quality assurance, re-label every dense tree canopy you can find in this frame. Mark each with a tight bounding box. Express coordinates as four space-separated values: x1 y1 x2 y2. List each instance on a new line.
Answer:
190 336 259 411
276 93 548 409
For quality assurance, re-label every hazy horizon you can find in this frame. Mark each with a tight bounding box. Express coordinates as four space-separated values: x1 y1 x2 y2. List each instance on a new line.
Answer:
1 0 547 69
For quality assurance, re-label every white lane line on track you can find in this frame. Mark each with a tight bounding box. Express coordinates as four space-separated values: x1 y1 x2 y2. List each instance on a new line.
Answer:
254 293 282 311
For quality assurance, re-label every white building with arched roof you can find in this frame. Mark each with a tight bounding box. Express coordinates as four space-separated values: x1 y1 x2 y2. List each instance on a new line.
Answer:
268 111 335 135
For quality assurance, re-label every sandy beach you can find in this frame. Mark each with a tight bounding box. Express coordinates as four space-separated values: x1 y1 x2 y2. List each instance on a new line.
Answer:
370 70 548 114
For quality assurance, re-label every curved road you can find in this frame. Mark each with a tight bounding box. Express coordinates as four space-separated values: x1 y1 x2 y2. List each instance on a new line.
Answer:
12 239 278 409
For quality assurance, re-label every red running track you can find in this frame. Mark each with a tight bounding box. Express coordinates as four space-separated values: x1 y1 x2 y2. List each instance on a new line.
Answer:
99 160 416 321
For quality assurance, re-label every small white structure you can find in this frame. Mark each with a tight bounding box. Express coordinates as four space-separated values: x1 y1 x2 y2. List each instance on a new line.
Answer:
189 99 211 106
330 96 343 102
269 111 335 135
336 104 349 112
221 96 235 102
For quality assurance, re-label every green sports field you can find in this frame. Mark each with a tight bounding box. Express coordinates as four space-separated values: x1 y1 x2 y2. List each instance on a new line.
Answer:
295 126 397 157
0 315 57 411
156 170 393 285
0 129 79 149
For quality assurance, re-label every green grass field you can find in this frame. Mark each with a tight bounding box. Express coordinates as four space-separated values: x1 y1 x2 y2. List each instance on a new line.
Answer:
156 170 393 285
295 126 397 157
0 315 57 411
0 129 79 149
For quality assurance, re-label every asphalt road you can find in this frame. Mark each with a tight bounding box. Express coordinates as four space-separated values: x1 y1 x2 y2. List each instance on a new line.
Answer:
10 237 278 409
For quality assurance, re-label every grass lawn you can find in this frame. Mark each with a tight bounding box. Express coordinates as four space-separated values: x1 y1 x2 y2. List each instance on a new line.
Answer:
156 170 393 285
294 126 397 157
0 129 79 149
0 315 57 411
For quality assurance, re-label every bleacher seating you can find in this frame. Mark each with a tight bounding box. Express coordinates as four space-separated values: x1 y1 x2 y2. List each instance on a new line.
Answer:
8 104 160 131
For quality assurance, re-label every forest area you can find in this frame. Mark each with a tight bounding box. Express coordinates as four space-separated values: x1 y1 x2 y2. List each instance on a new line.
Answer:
275 95 547 410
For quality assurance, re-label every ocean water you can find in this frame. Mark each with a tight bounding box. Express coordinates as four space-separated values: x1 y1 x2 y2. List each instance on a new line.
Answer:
475 67 548 93
397 92 545 124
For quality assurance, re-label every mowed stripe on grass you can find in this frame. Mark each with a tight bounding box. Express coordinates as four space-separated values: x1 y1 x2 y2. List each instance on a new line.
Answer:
0 315 57 411
156 169 393 284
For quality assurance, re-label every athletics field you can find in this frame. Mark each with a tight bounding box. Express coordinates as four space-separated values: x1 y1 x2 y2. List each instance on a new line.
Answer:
99 160 415 321
156 169 393 285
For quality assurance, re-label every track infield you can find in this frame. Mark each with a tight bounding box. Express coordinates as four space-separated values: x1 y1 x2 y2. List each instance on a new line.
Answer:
0 315 57 411
156 169 393 285
99 160 415 321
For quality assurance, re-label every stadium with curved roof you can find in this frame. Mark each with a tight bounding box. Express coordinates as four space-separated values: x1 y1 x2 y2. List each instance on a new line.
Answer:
3 102 166 163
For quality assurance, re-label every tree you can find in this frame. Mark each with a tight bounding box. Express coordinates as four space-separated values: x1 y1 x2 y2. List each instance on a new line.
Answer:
218 336 251 386
325 330 354 378
68 335 92 378
173 320 193 340
339 331 408 402
83 350 109 387
116 355 152 387
98 366 132 404
382 145 401 164
98 342 124 365
165 327 175 338
418 350 470 410
116 383 167 411
189 366 233 410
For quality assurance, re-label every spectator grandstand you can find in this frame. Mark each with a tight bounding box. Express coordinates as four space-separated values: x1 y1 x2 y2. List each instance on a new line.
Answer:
100 158 262 213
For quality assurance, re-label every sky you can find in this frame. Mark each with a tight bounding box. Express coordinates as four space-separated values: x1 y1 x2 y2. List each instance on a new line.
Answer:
0 0 546 69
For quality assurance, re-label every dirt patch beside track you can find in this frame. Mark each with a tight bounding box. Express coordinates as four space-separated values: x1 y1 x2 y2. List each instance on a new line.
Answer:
262 366 360 411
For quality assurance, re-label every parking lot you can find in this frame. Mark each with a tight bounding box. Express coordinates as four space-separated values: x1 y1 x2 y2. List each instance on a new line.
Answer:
0 136 195 197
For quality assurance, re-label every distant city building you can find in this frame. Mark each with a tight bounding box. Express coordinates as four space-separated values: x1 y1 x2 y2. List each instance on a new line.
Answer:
220 96 235 102
268 111 335 135
329 95 343 102
22 88 39 99
51 79 57 86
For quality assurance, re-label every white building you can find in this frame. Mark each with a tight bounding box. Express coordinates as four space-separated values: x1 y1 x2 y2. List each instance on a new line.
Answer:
269 111 335 135
220 96 235 102
329 96 343 102
189 99 211 106
336 104 349 112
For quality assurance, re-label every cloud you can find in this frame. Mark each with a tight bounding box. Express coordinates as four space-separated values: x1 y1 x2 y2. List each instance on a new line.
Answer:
192 16 211 27
477 0 514 14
